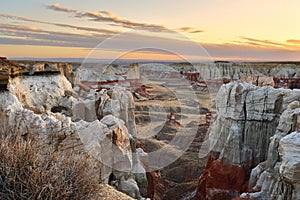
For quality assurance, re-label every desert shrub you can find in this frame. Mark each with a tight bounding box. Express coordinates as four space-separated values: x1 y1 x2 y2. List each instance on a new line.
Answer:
0 136 98 200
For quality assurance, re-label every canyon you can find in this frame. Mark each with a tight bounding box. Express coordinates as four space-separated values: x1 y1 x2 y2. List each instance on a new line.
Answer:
1 57 300 200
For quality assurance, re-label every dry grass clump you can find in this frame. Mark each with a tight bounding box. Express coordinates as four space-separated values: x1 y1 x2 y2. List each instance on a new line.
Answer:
0 136 98 200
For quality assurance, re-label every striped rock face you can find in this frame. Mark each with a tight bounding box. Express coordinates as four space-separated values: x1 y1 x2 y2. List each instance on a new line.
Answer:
196 81 300 200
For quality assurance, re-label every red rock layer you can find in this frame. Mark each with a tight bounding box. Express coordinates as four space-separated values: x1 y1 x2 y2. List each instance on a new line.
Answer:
195 153 248 200
136 141 166 200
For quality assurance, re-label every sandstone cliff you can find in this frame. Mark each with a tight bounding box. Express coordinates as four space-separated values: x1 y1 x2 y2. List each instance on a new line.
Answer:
241 101 300 200
0 60 149 199
195 82 300 200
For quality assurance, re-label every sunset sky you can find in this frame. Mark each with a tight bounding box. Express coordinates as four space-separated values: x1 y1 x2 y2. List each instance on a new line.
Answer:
1 0 300 61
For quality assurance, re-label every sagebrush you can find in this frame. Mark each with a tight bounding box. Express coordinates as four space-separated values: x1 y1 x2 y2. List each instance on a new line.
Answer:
0 136 99 200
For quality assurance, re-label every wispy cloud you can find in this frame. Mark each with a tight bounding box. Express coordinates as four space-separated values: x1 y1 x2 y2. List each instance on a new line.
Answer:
239 36 285 47
1 22 299 61
177 27 204 34
46 3 170 32
0 14 120 35
0 23 109 48
238 36 300 50
0 4 204 46
46 3 204 33
189 30 204 34
0 22 204 56
1 3 299 61
46 3 77 13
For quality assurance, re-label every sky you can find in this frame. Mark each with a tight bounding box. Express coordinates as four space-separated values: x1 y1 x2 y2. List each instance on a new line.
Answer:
0 0 300 61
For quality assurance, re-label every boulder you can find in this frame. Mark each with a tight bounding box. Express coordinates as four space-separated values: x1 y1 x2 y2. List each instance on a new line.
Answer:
118 176 142 200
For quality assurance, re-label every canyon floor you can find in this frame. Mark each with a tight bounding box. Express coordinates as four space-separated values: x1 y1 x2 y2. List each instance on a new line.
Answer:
134 77 213 199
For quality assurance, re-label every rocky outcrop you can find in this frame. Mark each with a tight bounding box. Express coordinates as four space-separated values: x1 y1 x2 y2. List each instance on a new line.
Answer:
195 63 300 80
196 82 300 200
78 115 147 199
72 85 137 136
75 64 125 83
240 101 300 200
8 74 75 114
240 74 275 87
0 88 144 198
276 132 300 199
99 86 137 136
0 57 24 90
196 152 248 200
0 60 149 199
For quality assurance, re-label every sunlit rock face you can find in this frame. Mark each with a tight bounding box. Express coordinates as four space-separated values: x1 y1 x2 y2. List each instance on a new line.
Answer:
0 60 149 199
0 88 143 198
0 74 82 148
97 86 137 136
8 74 74 114
240 74 275 87
196 82 300 200
79 115 133 179
72 86 137 136
78 115 146 199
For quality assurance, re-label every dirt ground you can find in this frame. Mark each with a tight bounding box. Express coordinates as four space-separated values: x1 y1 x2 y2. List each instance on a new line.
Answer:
134 77 213 199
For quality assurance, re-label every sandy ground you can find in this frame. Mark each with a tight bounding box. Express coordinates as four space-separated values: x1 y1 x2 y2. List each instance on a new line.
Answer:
94 184 135 200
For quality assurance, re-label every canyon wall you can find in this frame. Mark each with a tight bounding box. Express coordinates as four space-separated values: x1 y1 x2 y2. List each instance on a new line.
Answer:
241 101 300 200
195 81 300 200
196 63 300 80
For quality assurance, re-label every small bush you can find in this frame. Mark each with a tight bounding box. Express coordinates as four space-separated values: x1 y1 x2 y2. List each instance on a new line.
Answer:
0 136 99 200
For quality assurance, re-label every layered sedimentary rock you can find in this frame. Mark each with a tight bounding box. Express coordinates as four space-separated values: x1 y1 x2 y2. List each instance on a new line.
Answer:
0 57 24 90
196 63 300 80
0 87 143 198
240 101 300 200
72 85 137 136
78 115 146 199
75 64 125 83
276 132 300 199
195 82 300 200
0 60 148 199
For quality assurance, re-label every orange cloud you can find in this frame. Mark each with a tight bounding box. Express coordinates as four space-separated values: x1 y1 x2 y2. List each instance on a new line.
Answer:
287 39 300 45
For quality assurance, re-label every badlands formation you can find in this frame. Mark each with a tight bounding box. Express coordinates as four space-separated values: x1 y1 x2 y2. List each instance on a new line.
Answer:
195 82 300 200
0 57 300 200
